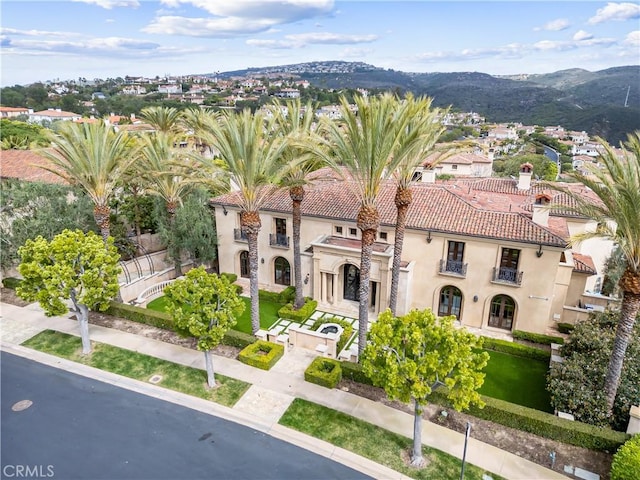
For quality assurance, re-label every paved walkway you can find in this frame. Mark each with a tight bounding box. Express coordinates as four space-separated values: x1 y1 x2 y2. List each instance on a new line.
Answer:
0 301 569 480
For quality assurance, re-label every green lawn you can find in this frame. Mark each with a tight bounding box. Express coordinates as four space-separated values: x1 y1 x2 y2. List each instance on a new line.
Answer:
22 330 251 407
480 349 552 412
147 295 282 334
279 398 504 480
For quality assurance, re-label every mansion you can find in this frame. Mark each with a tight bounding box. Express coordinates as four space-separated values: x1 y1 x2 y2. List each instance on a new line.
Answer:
210 165 616 336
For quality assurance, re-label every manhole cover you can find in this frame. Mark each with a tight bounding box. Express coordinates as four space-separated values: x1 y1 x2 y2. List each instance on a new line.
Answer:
12 400 33 412
148 375 163 384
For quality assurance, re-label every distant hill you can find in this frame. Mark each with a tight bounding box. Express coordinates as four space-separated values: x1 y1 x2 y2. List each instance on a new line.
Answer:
214 62 640 144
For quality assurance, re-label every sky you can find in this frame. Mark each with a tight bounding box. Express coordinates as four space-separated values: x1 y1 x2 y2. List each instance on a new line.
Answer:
1 0 639 86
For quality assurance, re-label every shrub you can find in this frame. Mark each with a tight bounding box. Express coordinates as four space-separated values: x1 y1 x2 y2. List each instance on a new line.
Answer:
311 316 354 353
557 322 575 334
258 289 282 303
512 330 564 345
223 329 255 349
340 360 374 385
106 301 174 330
611 435 640 480
482 337 551 361
2 277 22 289
238 340 284 370
220 272 238 283
305 357 342 389
278 286 296 304
278 299 317 323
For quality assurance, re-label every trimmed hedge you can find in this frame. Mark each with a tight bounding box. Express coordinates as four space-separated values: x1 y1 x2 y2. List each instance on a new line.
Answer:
238 340 284 370
278 286 296 305
305 357 342 389
611 435 640 480
340 360 374 385
2 277 22 289
106 301 174 330
513 330 564 345
482 337 551 361
557 322 576 334
106 301 255 349
278 299 318 323
427 388 628 452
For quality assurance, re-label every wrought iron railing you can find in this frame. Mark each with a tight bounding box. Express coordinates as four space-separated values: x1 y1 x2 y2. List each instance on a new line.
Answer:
233 228 248 242
439 259 468 276
492 266 523 286
269 233 290 248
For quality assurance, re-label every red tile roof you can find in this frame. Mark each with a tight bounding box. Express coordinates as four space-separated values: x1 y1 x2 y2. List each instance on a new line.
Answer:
572 253 597 275
0 149 67 184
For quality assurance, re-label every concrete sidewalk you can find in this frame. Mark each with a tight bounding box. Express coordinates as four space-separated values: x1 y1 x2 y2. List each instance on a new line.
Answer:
0 301 568 480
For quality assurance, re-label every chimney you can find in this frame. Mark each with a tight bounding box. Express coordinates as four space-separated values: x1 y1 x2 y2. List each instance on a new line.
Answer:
518 163 533 190
422 169 436 183
532 193 552 226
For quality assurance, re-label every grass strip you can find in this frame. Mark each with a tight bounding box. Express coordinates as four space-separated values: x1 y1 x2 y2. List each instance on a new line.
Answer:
279 398 505 480
22 330 250 407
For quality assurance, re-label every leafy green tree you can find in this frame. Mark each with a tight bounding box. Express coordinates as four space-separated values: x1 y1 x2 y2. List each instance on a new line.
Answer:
547 311 639 430
17 229 121 354
494 153 557 180
164 266 244 388
362 309 488 466
0 119 50 148
0 86 27 107
611 435 640 480
550 132 640 415
0 180 97 271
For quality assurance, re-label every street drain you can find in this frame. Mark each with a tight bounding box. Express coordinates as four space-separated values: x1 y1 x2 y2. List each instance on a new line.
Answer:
12 400 33 412
149 375 163 384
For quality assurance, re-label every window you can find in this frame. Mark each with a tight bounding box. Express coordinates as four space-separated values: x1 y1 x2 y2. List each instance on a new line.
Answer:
379 232 388 241
438 286 462 320
275 218 286 235
239 251 249 278
274 257 290 285
349 228 357 237
442 241 466 275
488 295 515 330
496 248 521 283
343 264 360 301
335 226 343 235
451 164 458 170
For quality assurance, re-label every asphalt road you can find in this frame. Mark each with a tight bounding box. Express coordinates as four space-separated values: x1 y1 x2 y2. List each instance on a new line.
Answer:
1 352 372 480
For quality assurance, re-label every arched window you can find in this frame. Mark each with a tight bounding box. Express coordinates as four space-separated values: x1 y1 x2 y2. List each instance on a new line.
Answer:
438 286 463 320
274 257 290 285
489 294 516 330
343 264 360 301
239 251 249 278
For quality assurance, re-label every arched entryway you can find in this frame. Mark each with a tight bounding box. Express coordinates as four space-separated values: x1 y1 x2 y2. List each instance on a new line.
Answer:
438 285 463 321
239 251 249 278
343 263 360 302
488 294 516 330
274 256 291 286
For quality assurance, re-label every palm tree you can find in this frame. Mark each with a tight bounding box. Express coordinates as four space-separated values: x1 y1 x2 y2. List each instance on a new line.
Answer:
196 109 289 334
40 121 136 244
388 95 449 314
137 131 195 276
140 106 183 134
270 98 323 309
180 107 218 157
313 93 420 358
551 132 640 415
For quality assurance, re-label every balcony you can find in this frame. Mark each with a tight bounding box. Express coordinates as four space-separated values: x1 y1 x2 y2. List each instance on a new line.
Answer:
269 233 290 248
492 267 523 286
439 259 467 277
234 228 248 242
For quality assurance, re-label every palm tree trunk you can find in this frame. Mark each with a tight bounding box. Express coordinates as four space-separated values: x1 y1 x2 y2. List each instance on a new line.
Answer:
603 289 640 413
242 211 262 334
411 398 425 467
291 186 305 310
389 186 412 315
357 205 380 360
94 204 111 245
167 203 182 277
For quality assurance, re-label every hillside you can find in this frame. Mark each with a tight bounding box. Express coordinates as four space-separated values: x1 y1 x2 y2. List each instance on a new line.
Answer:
216 62 640 144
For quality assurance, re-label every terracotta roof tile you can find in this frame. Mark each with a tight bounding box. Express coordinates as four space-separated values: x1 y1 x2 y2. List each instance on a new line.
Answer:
572 253 597 275
0 149 67 184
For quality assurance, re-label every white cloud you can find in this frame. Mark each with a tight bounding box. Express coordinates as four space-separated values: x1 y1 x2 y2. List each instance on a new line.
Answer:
624 30 640 46
588 2 640 24
71 0 140 9
246 32 377 49
535 18 570 32
147 0 334 37
573 30 594 41
0 27 80 38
